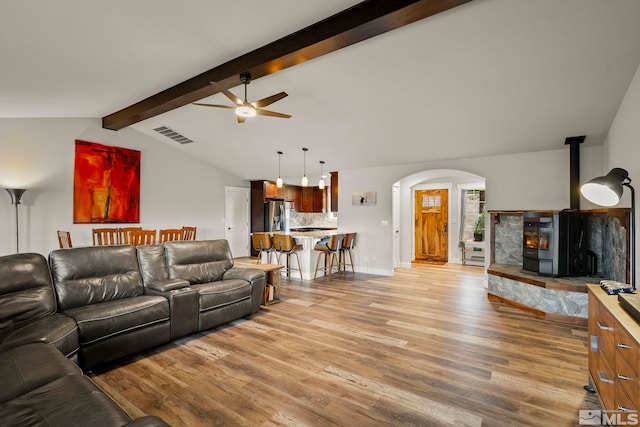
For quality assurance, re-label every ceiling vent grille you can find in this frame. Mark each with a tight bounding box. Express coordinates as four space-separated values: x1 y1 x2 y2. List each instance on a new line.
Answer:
152 126 194 144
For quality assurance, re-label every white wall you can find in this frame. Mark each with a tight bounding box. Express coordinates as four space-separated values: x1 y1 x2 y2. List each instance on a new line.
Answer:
0 118 247 256
0 114 615 278
603 62 640 285
338 145 604 275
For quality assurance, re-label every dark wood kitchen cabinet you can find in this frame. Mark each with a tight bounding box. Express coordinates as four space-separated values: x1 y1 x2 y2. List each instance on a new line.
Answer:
285 186 301 211
330 171 338 212
264 181 284 200
252 180 326 218
300 186 326 212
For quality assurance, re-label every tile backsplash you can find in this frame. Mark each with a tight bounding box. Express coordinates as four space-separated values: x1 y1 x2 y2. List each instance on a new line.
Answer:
290 211 338 228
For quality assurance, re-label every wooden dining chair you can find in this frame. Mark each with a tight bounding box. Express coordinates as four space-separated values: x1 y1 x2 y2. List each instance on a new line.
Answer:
159 228 183 243
57 230 73 249
92 227 119 245
181 226 197 241
131 229 157 246
118 227 143 245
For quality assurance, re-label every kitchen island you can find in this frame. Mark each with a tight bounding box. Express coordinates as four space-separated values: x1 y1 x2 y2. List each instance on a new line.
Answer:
261 229 342 280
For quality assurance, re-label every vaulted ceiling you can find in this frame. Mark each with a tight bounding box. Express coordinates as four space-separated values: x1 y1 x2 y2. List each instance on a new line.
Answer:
2 0 640 182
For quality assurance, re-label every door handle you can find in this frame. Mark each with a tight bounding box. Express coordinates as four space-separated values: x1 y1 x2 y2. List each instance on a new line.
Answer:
444 223 448 232
227 227 232 230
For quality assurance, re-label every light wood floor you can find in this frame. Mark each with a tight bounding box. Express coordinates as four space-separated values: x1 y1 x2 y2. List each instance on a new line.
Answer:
91 262 599 426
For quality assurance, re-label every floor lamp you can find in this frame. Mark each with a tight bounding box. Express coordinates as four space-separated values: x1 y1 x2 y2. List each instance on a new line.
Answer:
5 188 26 253
581 168 635 289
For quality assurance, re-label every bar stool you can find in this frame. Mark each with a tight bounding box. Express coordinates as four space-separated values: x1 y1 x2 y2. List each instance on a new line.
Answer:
339 232 357 273
252 232 275 264
272 234 303 280
313 234 343 280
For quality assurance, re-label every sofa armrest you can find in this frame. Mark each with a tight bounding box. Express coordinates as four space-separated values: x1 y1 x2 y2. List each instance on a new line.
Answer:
124 415 172 426
145 278 190 293
144 286 199 339
224 268 266 313
223 267 265 282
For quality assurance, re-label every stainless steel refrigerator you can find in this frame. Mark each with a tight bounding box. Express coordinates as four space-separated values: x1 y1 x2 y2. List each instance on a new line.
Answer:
264 199 291 232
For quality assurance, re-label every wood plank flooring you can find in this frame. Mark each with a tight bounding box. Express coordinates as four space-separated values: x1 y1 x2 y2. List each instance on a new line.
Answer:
90 263 600 426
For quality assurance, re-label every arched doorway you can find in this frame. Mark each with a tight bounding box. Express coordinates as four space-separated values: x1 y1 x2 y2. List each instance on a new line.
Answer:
392 169 485 269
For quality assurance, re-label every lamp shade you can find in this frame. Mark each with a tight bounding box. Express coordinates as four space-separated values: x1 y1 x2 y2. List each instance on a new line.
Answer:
318 160 325 189
5 188 26 205
580 168 629 207
276 151 283 188
301 147 308 187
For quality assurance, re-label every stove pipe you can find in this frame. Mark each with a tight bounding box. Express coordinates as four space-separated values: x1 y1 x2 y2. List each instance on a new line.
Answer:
565 135 585 210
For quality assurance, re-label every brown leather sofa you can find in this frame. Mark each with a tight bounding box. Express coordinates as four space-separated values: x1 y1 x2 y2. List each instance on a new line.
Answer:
0 252 169 426
163 240 265 331
0 253 78 359
49 245 172 371
0 239 266 427
0 342 168 426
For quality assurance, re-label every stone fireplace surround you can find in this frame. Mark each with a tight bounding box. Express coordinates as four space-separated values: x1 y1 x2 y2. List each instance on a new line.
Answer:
487 209 630 325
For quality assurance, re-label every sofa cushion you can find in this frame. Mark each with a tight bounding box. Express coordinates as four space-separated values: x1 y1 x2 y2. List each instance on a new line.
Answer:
49 245 144 310
0 313 78 357
0 343 81 405
63 296 169 345
165 240 233 284
192 279 252 312
0 253 57 329
136 244 169 285
0 374 132 426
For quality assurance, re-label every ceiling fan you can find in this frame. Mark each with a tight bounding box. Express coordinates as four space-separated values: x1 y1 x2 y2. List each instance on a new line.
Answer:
192 72 291 123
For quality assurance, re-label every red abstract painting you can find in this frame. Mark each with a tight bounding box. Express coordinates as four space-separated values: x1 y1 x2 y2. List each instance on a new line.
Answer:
73 140 140 223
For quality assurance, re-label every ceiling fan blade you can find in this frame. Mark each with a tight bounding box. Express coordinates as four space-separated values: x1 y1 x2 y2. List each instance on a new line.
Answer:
255 108 292 119
252 92 288 108
209 81 242 105
192 102 235 109
237 115 246 124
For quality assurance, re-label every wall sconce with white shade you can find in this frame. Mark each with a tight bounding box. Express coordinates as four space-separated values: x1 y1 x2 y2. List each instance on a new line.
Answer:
5 188 26 253
301 147 308 187
276 151 283 188
318 161 326 189
581 167 635 289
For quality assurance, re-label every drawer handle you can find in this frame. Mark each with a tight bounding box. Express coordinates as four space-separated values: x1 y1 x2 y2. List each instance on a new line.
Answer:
597 370 615 384
617 343 633 349
597 321 613 332
617 374 634 381
618 405 633 413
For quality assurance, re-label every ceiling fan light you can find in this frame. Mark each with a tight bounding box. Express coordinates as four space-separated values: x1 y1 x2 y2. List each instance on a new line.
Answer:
235 106 256 117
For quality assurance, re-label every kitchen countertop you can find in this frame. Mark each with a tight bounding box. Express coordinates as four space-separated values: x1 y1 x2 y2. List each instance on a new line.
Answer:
279 230 341 239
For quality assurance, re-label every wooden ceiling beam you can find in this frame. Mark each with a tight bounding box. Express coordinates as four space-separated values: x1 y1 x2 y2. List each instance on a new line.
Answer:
102 0 472 130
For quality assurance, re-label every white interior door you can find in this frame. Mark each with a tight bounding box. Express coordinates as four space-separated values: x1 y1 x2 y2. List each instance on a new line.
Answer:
225 186 250 257
392 184 400 269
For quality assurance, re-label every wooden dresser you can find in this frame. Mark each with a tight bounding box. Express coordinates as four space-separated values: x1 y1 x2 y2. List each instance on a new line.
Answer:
587 284 640 419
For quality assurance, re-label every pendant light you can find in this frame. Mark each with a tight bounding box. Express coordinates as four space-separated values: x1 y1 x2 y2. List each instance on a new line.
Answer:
276 151 283 188
301 147 308 187
318 160 326 189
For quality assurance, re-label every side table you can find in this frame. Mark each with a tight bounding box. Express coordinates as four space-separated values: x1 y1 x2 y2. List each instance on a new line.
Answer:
246 263 284 306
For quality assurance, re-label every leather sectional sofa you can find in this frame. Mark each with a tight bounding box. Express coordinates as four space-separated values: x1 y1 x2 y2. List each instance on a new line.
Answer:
0 239 266 426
